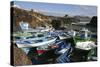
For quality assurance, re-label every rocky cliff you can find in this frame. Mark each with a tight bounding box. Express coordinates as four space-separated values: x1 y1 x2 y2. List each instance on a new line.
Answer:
11 7 52 31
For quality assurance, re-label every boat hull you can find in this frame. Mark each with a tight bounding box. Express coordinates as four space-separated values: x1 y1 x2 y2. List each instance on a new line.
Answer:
16 38 57 48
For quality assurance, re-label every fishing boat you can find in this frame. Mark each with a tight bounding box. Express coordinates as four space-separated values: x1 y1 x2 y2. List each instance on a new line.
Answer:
48 30 72 40
15 36 56 48
75 41 96 50
13 32 56 48
58 33 72 40
74 28 97 50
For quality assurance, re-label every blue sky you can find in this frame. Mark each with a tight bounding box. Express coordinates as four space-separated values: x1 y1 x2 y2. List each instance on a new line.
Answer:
13 1 97 17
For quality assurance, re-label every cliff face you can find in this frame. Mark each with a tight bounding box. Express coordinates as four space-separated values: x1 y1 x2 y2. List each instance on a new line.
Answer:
86 16 97 32
13 44 32 66
87 16 97 27
11 7 52 31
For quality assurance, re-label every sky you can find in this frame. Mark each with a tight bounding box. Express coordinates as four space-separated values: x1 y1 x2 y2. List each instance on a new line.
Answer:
13 1 97 17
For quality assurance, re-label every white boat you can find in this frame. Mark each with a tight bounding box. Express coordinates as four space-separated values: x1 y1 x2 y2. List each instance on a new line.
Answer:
13 32 48 41
58 33 71 40
48 30 72 40
58 35 71 40
75 41 97 50
13 32 56 48
16 37 57 48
